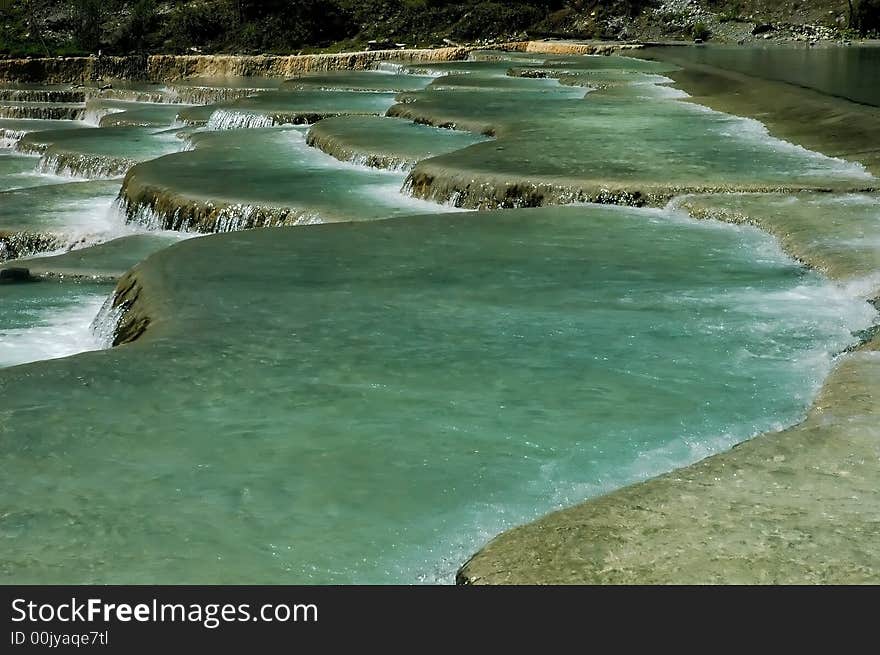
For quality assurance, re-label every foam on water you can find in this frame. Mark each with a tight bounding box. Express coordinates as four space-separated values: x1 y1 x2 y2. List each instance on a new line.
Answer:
374 62 446 77
391 207 879 583
5 205 869 585
206 109 279 130
82 106 125 127
363 178 468 213
1 129 28 149
1 168 76 192
681 97 874 181
0 286 110 368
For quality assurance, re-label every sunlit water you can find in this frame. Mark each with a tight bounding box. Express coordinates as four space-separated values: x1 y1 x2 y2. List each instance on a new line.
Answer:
0 206 875 583
644 44 880 107
0 282 110 368
0 53 877 584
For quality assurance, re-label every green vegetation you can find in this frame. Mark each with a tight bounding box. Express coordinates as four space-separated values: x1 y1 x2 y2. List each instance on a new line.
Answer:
716 2 746 23
0 0 875 56
0 0 568 56
692 21 711 40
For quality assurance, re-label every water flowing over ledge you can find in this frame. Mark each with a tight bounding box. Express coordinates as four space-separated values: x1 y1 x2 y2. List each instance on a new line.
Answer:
401 165 865 210
116 188 321 234
57 205 874 584
305 115 489 172
393 64 876 209
454 54 880 583
2 42 877 584
0 230 65 261
0 102 85 120
0 88 86 103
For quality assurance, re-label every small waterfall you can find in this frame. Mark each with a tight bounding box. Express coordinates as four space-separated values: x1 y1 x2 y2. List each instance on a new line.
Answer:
0 88 86 103
0 104 85 120
0 231 66 262
84 88 174 104
81 105 125 127
373 62 444 77
172 87 261 105
116 196 164 231
0 128 27 149
37 152 134 179
206 109 277 130
211 204 322 232
119 192 323 234
89 292 125 349
348 152 411 172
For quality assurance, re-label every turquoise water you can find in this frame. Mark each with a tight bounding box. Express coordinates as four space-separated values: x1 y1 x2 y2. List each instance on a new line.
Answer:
644 45 880 107
204 90 399 129
0 179 121 235
19 126 183 178
0 206 874 583
122 126 457 227
306 115 489 169
281 70 435 92
0 281 111 368
0 51 877 584
0 150 46 190
82 99 188 128
397 54 872 205
1 118 85 148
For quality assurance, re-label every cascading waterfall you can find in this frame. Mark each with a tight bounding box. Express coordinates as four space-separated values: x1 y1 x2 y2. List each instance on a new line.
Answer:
0 231 66 262
0 104 85 120
117 192 323 234
171 87 264 105
37 151 135 179
112 196 164 231
89 291 126 348
206 109 279 130
2 50 878 586
81 106 126 127
0 89 86 103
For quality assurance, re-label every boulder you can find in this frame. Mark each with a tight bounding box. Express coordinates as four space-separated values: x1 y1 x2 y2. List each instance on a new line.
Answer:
0 267 33 283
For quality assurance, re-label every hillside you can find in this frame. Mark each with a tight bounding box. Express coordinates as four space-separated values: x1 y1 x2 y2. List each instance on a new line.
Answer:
0 0 878 57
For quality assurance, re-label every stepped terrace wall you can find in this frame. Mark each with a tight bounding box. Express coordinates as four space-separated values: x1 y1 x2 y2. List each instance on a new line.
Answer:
0 42 643 85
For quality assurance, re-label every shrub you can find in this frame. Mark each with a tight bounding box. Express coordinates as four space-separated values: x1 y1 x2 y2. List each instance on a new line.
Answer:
692 21 711 41
71 0 104 52
451 2 543 40
162 3 232 52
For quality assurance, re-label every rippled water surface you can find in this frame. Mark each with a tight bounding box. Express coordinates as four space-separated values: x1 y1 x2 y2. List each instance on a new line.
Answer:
0 50 877 584
1 207 875 583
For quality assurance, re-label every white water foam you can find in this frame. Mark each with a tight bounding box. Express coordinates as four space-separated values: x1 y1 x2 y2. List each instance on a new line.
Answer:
373 62 445 77
36 152 133 180
1 129 28 149
366 179 469 213
82 106 126 127
666 90 876 181
0 291 109 368
206 109 278 130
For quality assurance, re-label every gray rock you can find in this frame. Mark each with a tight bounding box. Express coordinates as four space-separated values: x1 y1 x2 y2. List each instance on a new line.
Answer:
0 267 34 283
